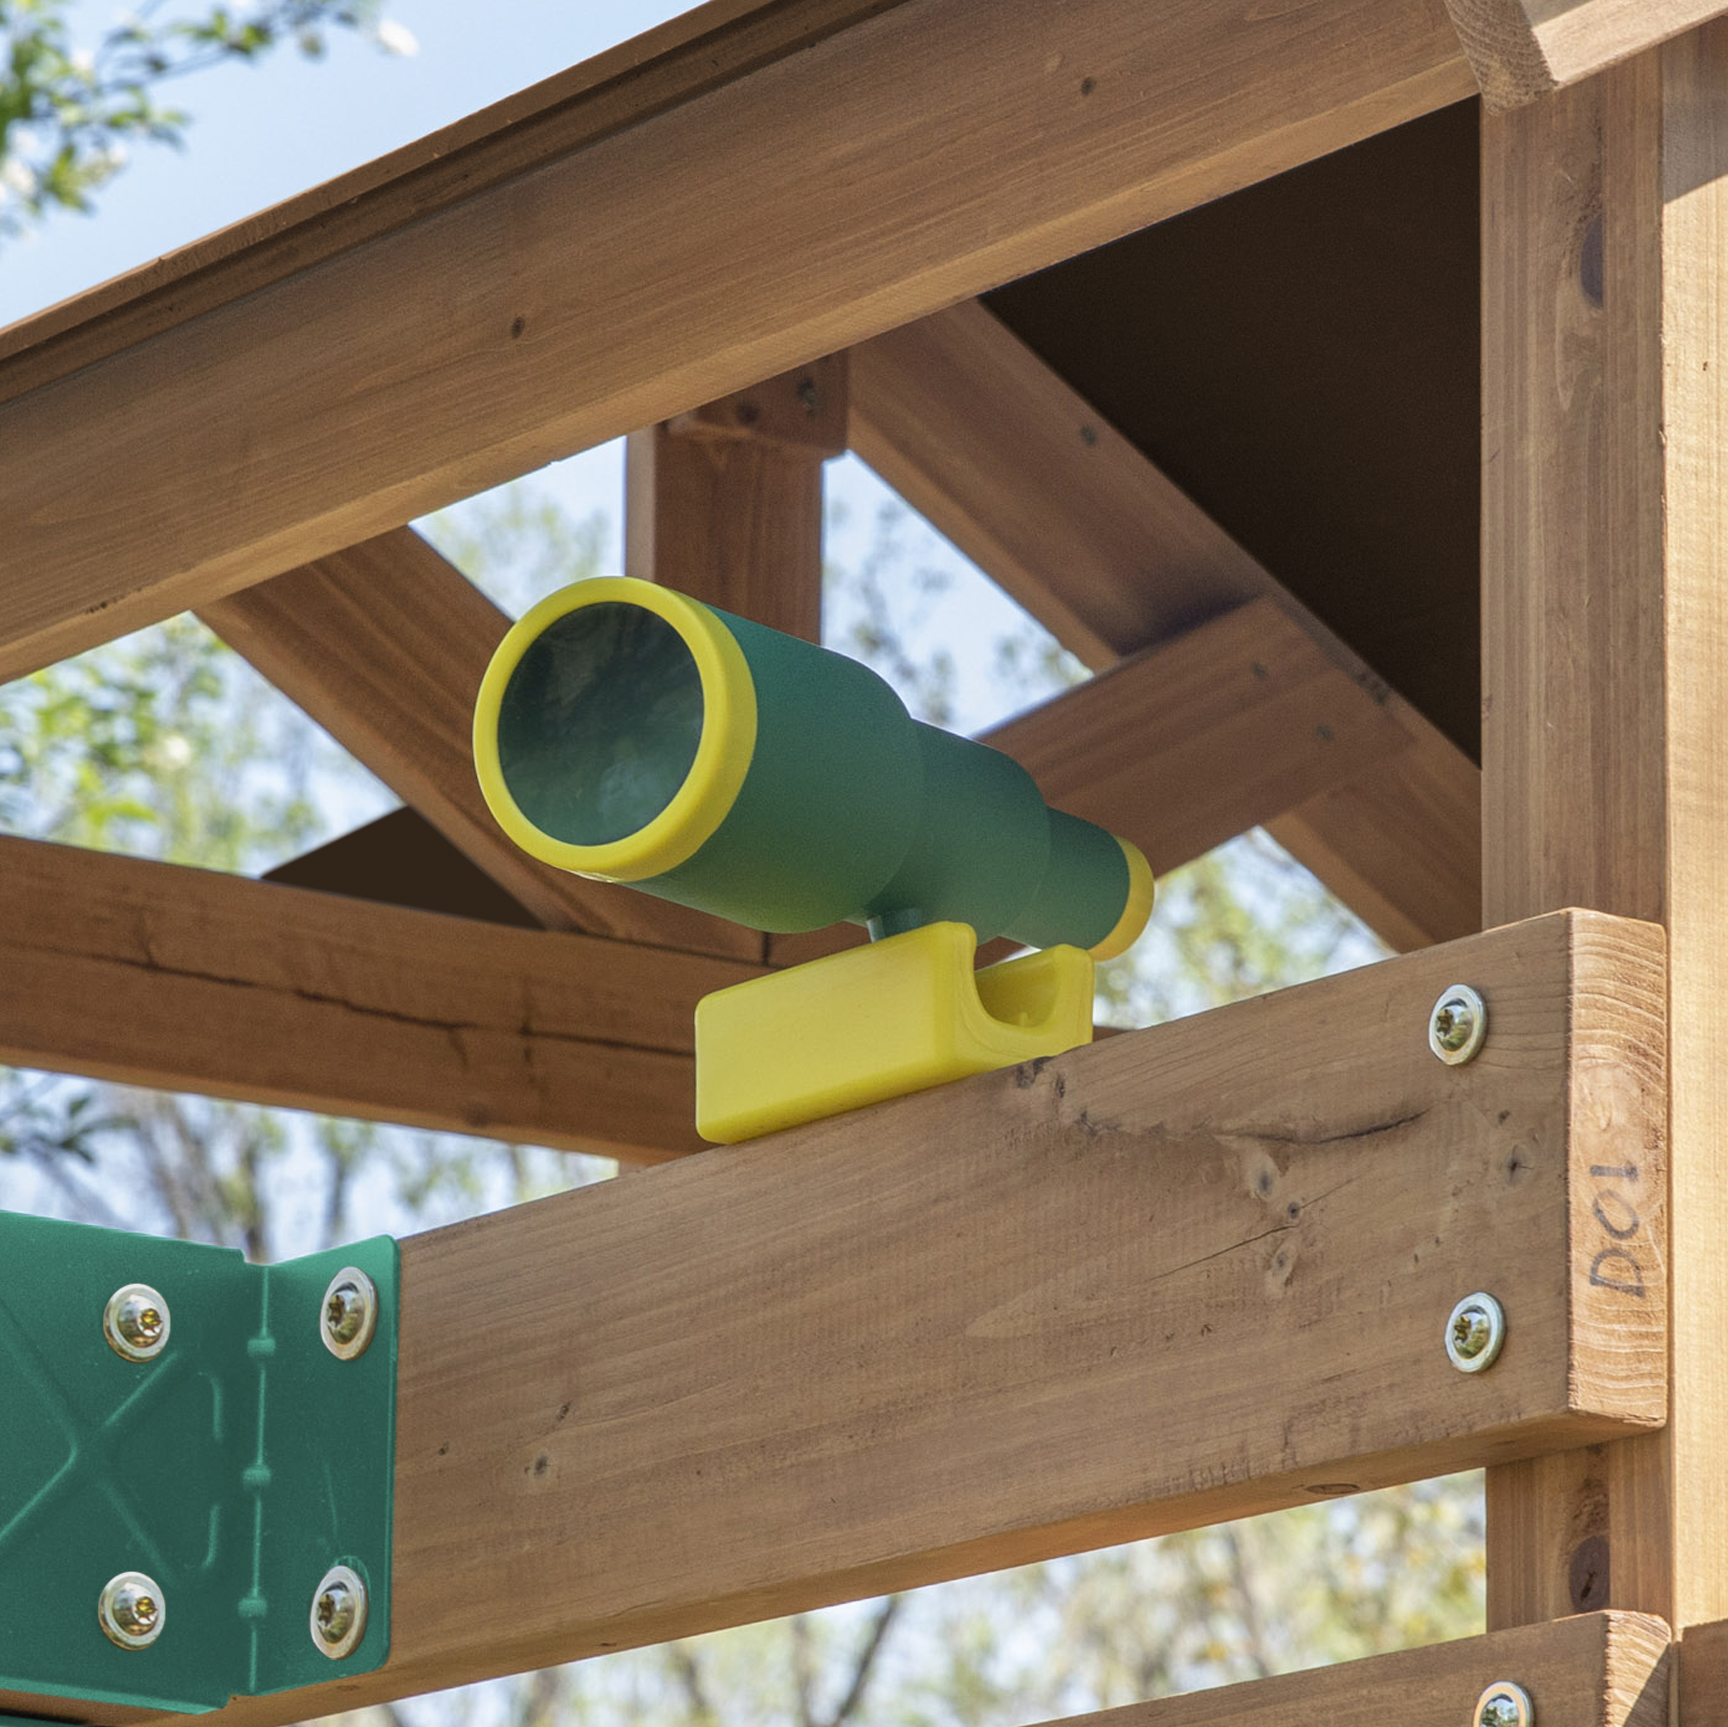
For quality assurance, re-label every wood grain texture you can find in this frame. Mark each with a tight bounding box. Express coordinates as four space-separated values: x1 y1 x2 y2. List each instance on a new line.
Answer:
49 908 1664 1727
200 528 760 959
1481 24 1728 1633
665 352 848 456
850 299 1481 950
0 835 765 1161
1443 0 1728 110
1679 1616 1728 1724
626 361 845 645
0 0 900 397
1017 1612 1670 1727
981 600 1409 880
0 0 1473 682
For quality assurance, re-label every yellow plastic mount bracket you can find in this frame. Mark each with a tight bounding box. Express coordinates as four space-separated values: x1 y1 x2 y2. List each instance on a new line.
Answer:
695 921 1094 1144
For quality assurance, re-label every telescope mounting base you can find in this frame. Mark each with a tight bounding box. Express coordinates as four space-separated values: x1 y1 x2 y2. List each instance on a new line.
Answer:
694 921 1094 1143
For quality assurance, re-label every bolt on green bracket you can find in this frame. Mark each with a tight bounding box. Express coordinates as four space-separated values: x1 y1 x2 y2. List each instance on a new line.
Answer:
0 1213 397 1716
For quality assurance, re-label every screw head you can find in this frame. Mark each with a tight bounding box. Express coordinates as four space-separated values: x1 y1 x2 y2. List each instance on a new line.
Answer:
1447 1292 1507 1374
99 1572 165 1649
1475 1679 1533 1727
1430 984 1487 1065
320 1267 379 1361
104 1284 170 1363
310 1564 368 1660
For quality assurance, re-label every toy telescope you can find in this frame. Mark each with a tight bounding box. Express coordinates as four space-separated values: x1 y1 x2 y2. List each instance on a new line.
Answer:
475 577 1153 1142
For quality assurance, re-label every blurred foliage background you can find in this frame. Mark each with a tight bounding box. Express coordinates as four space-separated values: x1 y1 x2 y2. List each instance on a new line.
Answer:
0 472 1484 1727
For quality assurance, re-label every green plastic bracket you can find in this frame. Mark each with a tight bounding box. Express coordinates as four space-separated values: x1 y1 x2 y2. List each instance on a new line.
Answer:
0 1214 397 1716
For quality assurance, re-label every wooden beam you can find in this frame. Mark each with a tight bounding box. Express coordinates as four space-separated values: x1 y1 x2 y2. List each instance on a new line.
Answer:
0 0 1473 682
848 300 1481 951
199 528 759 960
1443 0 1728 110
1481 25 1728 1632
1680 1617 1728 1723
0 835 765 1162
981 600 1410 882
28 907 1663 1726
1011 1612 1670 1727
626 357 846 644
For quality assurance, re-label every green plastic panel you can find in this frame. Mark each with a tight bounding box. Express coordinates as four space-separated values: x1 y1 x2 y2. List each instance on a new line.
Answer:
0 1215 397 1715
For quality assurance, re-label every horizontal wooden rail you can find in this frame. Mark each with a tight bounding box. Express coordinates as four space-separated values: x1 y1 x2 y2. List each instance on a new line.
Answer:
849 300 1481 951
0 836 765 1161
199 530 760 961
0 0 1472 682
1442 0 1728 110
1044 1612 1669 1727
25 908 1664 1726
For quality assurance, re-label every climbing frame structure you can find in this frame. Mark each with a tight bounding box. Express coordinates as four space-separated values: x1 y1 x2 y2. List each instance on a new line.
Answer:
2 0 1726 1720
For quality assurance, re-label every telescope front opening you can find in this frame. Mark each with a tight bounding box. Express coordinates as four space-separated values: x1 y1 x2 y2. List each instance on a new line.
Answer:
493 601 705 846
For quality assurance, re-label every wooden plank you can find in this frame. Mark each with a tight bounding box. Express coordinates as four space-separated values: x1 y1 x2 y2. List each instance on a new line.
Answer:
626 359 846 645
27 907 1664 1727
1443 0 1728 111
1481 25 1728 1632
0 0 1473 682
262 806 543 928
1008 1612 1670 1727
199 528 759 960
664 352 848 457
849 300 1481 950
0 0 896 398
1679 1617 1728 1724
0 835 766 1162
1263 730 1483 957
981 600 1410 881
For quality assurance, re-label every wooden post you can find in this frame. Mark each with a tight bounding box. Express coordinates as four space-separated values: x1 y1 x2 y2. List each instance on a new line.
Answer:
625 355 846 642
1481 22 1728 1630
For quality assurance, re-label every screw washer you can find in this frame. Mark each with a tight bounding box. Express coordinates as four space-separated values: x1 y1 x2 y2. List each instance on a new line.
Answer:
1447 1292 1507 1374
99 1571 166 1650
310 1564 368 1660
321 1266 380 1361
104 1283 170 1363
1475 1679 1533 1727
1430 983 1488 1065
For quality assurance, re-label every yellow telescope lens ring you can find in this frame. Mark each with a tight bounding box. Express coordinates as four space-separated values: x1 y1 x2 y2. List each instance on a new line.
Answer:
473 576 758 883
1089 837 1155 961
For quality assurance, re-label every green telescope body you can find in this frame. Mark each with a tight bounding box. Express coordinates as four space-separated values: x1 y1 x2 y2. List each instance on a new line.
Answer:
473 577 1153 959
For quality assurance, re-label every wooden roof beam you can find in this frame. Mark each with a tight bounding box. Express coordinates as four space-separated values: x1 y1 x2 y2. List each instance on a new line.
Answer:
0 834 763 1162
199 528 761 960
1442 0 1728 110
0 0 1472 683
849 300 1482 952
25 906 1663 1726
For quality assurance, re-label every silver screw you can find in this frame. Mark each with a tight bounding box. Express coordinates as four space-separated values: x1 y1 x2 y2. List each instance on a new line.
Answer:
103 1284 170 1363
99 1572 165 1649
310 1564 368 1660
1447 1292 1507 1374
320 1267 379 1361
1475 1679 1533 1727
1430 984 1487 1065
